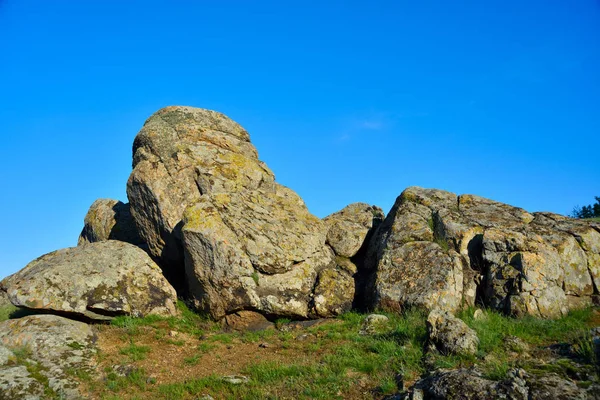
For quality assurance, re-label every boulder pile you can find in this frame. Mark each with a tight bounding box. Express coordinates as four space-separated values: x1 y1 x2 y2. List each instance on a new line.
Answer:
0 106 599 398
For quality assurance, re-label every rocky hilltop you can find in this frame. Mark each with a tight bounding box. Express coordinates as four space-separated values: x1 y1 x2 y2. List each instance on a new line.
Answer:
0 106 598 399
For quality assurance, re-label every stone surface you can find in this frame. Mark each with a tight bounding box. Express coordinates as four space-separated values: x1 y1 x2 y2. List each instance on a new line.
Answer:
311 266 355 317
412 368 529 400
182 188 335 320
127 106 339 320
127 106 276 286
323 203 384 258
365 186 600 317
2 241 177 321
221 375 249 385
427 310 479 355
221 311 274 332
527 373 589 400
359 314 389 335
0 315 97 399
405 368 597 400
78 199 144 246
369 240 464 313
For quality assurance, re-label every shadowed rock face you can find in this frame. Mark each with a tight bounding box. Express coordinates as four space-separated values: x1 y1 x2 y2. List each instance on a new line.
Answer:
365 186 600 317
323 203 385 258
2 241 178 321
78 198 144 246
0 315 97 399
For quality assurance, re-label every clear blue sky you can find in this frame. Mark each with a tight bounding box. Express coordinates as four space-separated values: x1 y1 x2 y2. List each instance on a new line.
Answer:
1 1 599 278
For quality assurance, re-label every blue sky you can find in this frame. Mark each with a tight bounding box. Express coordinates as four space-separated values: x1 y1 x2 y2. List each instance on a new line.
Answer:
0 0 599 278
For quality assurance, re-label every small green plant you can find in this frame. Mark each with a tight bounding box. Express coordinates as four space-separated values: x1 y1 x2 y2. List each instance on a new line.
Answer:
119 342 151 361
251 271 260 286
0 304 18 322
434 237 450 251
274 317 291 329
197 342 216 353
379 376 398 395
574 332 598 368
208 333 236 344
67 341 85 350
427 217 434 231
183 354 201 366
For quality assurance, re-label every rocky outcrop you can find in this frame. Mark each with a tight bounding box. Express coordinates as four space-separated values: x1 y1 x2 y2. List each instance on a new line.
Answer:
126 106 353 320
427 310 479 355
0 315 97 399
2 241 177 321
181 190 334 319
78 199 144 246
366 187 600 317
126 106 276 288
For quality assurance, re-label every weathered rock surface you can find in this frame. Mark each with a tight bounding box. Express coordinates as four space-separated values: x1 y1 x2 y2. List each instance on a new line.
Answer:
127 106 276 286
404 368 598 400
181 186 337 319
78 199 144 246
125 106 350 320
312 265 355 317
527 373 591 400
0 315 96 399
409 368 529 400
323 203 384 258
427 310 479 355
2 241 177 321
221 310 274 332
366 186 600 317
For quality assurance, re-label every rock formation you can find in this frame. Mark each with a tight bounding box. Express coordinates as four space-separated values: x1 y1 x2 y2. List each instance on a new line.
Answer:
1 105 599 399
126 106 277 289
78 199 143 246
365 186 600 317
2 241 177 321
125 106 373 320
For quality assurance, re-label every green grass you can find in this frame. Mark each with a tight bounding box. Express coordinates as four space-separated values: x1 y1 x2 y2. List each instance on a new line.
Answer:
455 306 597 378
111 300 215 337
106 368 154 393
0 304 18 322
458 306 594 351
87 305 600 399
119 342 151 361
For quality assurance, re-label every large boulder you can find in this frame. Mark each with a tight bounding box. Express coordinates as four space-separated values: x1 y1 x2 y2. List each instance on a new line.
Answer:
127 106 346 319
181 189 338 319
0 315 97 399
323 203 384 258
77 198 144 246
365 187 600 317
127 106 276 287
2 241 177 321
